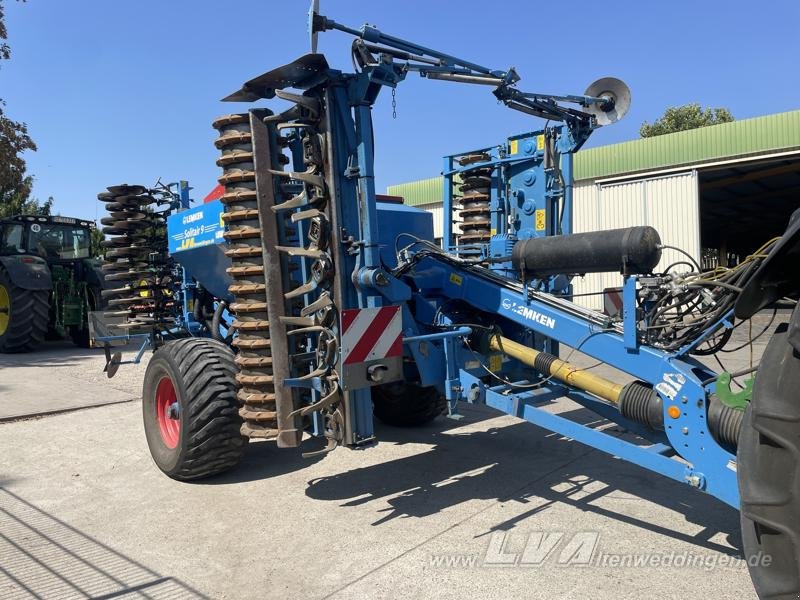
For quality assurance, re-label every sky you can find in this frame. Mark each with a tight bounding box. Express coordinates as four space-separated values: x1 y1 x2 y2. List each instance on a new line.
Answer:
2 0 799 222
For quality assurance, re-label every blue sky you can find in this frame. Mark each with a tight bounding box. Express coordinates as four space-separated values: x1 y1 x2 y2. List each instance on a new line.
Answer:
2 0 799 221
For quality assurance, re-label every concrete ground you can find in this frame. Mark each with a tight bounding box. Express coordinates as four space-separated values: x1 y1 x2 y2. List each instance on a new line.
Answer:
0 341 142 420
0 313 785 599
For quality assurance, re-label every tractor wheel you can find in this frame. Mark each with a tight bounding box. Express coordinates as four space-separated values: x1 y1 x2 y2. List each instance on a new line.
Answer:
0 267 50 353
738 324 800 598
372 381 446 427
142 337 246 480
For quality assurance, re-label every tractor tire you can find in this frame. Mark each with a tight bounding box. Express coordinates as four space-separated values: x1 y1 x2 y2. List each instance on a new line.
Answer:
142 337 246 480
0 267 50 353
738 325 800 599
372 381 446 427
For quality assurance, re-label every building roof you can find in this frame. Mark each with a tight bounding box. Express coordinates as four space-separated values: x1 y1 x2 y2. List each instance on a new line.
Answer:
387 109 800 206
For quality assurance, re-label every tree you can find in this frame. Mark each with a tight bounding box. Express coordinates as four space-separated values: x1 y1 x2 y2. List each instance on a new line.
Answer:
0 177 52 217
90 227 106 259
640 103 734 138
0 0 49 217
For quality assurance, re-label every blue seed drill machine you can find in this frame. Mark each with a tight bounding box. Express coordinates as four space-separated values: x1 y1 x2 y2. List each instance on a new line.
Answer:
93 4 800 597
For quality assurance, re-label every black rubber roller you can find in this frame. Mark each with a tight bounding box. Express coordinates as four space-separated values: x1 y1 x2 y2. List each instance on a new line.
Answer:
707 395 743 452
512 226 662 277
618 381 664 430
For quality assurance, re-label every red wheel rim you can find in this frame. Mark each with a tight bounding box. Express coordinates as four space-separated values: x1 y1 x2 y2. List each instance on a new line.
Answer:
155 376 180 449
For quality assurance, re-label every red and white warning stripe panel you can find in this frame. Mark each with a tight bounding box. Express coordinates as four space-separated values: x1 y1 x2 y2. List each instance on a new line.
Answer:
340 305 403 365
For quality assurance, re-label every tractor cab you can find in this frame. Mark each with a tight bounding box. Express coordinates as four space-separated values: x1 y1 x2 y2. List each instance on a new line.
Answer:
0 215 93 262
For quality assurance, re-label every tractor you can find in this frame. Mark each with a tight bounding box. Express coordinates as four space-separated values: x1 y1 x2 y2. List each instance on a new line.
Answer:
0 214 104 352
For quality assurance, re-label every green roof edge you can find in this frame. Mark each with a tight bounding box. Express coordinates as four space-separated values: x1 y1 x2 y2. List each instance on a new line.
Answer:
387 109 800 206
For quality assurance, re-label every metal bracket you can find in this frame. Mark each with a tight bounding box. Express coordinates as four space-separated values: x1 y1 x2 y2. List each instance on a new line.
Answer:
715 372 754 410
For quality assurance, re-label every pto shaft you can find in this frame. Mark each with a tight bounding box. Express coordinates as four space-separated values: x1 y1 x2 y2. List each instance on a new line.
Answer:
488 334 624 403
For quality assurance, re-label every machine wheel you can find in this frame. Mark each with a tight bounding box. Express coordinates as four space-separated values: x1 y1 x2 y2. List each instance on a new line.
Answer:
0 268 50 353
372 381 447 426
142 337 246 480
738 325 800 598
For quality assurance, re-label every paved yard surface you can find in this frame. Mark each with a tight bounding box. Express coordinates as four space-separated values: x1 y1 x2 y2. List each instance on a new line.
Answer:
0 341 143 420
0 313 783 599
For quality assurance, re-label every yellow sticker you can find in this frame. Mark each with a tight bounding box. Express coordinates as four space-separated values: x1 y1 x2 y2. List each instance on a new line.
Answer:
489 354 503 372
535 209 546 231
537 134 545 150
509 139 518 154
490 228 497 236
449 273 463 286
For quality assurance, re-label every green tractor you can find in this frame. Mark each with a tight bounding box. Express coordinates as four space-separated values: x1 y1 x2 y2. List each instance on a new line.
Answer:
0 215 105 352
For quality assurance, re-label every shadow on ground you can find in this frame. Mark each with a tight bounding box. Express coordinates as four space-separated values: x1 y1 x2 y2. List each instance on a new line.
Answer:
304 404 742 557
0 487 206 599
0 340 100 369
200 437 327 485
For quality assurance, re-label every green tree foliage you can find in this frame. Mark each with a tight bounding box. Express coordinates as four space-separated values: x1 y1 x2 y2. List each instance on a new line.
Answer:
640 103 734 138
90 226 106 259
0 0 50 217
0 180 52 217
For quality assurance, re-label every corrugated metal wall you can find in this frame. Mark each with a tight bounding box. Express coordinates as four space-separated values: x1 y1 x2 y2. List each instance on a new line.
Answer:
571 171 699 309
386 177 442 207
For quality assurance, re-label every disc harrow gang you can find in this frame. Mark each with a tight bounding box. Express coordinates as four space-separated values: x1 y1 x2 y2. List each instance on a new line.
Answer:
97 184 177 331
213 98 343 450
456 153 493 252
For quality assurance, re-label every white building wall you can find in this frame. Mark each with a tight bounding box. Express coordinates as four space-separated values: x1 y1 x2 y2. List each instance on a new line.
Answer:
417 202 444 241
571 171 700 310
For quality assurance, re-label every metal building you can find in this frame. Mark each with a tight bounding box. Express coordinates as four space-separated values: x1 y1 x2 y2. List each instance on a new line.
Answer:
386 110 800 309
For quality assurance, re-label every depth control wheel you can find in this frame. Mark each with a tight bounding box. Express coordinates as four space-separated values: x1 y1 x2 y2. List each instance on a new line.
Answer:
738 322 800 598
372 381 446 427
142 337 246 480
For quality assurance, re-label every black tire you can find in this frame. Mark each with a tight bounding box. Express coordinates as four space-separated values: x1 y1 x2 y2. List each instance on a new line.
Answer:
142 337 246 480
0 267 50 353
738 325 800 599
372 381 446 427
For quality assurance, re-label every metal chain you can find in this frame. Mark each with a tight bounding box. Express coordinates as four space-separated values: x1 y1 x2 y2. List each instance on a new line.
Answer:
392 87 397 119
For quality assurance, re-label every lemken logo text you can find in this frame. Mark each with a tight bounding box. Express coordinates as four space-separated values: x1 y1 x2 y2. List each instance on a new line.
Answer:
501 298 556 329
182 212 203 225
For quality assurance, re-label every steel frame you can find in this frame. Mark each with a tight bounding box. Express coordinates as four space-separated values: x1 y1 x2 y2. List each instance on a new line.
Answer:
290 35 741 507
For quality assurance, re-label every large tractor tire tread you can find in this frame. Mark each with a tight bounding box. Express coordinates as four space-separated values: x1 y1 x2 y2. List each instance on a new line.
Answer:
738 324 800 599
372 382 447 427
142 337 246 480
0 268 50 353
